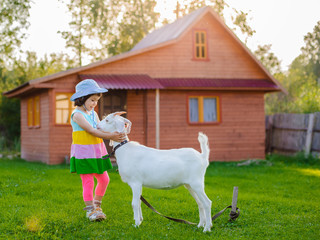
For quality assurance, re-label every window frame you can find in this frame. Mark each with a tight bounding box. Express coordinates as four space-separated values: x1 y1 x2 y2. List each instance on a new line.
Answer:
192 29 209 61
27 95 41 128
55 92 75 125
187 95 221 125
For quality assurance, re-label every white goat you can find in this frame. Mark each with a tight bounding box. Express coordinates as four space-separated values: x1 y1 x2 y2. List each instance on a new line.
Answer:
97 112 212 232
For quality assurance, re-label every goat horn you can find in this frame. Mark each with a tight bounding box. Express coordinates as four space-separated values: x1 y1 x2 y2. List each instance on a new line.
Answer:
114 111 127 116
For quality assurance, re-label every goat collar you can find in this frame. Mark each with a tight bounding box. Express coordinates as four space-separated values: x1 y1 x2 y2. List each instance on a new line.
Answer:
113 140 128 153
103 140 128 159
110 140 128 157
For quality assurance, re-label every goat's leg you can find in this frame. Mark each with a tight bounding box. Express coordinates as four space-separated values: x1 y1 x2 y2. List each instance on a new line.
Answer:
185 184 206 228
129 183 143 227
189 182 212 232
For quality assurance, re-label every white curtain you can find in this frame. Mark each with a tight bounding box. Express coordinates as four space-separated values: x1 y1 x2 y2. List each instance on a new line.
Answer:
203 98 217 122
189 98 199 122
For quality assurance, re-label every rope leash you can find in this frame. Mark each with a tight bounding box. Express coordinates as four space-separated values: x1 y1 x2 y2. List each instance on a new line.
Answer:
140 186 240 225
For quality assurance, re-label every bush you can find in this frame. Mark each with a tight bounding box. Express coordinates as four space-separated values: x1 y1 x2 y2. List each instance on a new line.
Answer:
0 96 20 150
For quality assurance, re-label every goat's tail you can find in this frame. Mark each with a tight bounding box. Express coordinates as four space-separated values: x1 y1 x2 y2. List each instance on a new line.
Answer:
198 132 210 167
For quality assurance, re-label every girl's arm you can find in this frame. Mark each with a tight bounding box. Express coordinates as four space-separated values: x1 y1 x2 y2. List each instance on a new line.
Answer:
73 112 125 142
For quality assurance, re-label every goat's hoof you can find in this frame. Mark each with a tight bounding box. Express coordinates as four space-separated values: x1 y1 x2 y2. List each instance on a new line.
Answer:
134 220 142 227
197 222 205 228
203 226 211 232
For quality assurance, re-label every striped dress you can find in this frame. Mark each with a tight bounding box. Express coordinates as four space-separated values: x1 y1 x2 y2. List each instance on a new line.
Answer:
70 109 112 174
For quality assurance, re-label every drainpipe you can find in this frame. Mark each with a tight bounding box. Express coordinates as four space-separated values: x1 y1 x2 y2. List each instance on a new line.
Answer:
155 89 160 149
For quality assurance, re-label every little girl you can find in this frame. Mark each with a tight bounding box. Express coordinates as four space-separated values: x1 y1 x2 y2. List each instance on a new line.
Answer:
69 79 125 221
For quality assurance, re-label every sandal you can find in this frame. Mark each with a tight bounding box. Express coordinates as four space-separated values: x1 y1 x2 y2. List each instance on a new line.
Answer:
84 206 106 222
94 200 106 219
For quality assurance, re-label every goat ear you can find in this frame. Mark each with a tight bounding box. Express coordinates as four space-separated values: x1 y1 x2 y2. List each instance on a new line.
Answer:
114 111 126 116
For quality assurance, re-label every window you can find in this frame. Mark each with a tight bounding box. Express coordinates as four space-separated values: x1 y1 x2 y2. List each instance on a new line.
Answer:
188 96 220 124
56 93 75 124
194 30 208 59
27 96 40 127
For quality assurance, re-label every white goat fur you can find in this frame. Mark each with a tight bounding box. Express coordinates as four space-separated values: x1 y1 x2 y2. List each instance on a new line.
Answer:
97 112 212 232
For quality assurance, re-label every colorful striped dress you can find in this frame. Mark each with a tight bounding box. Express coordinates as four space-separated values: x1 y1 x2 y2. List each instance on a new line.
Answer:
70 109 113 174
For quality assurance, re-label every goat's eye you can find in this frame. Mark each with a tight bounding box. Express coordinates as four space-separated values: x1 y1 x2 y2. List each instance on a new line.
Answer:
105 119 109 123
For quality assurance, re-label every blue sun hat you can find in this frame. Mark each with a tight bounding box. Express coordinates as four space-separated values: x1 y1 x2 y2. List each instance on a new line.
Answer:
70 79 108 101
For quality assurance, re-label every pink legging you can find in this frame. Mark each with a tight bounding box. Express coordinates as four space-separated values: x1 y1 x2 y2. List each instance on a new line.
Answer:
80 171 110 202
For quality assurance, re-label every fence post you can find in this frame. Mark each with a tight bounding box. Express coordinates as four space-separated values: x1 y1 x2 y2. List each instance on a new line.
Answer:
266 115 274 154
305 113 315 156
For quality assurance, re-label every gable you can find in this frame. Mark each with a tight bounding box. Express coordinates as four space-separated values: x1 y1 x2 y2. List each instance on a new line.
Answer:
82 12 269 80
131 7 207 52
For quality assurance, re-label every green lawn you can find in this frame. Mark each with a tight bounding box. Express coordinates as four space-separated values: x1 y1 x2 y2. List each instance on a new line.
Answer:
0 155 319 239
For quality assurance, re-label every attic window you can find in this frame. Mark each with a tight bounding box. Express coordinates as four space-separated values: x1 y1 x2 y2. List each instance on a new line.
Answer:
188 96 220 124
193 30 208 60
27 96 40 128
55 93 75 125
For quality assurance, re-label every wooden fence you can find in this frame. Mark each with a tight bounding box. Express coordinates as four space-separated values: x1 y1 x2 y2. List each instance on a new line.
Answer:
266 112 320 155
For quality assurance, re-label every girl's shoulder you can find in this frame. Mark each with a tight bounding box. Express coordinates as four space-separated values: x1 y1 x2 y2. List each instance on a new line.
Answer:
71 109 87 120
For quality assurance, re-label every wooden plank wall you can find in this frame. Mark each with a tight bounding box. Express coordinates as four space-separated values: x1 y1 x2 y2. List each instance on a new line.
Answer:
126 90 265 161
126 90 146 145
20 90 50 163
49 75 78 164
266 112 320 155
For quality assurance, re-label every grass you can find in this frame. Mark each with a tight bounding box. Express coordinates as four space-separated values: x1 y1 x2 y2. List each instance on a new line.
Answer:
0 155 319 239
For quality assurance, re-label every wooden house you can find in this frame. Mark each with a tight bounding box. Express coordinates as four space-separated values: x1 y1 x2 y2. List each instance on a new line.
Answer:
3 6 284 164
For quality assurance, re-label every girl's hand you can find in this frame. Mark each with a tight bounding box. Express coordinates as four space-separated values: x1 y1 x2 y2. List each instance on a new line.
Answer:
110 132 126 142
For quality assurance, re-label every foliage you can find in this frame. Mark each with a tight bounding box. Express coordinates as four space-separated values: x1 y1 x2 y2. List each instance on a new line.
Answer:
263 20 320 114
13 51 76 81
60 0 159 65
175 0 254 44
107 0 159 56
0 97 20 148
264 56 320 114
301 20 320 81
0 158 319 239
0 52 76 149
175 0 227 18
0 65 25 149
231 9 255 44
0 0 31 64
254 44 282 75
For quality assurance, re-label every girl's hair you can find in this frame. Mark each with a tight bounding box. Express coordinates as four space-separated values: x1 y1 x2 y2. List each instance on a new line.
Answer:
74 93 102 106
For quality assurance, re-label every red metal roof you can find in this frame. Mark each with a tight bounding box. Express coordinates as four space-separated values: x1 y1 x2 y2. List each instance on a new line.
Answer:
79 74 164 89
155 78 279 89
79 75 279 91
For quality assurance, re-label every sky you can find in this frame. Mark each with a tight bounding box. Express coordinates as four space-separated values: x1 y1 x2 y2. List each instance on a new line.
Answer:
21 0 320 71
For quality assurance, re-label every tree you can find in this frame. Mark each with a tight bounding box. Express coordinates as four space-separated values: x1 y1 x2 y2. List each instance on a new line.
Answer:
0 52 75 149
13 51 76 82
174 0 227 19
231 9 255 44
265 49 320 114
0 0 31 65
60 0 159 64
301 20 320 82
173 0 254 44
107 0 159 56
254 44 282 75
59 0 92 66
